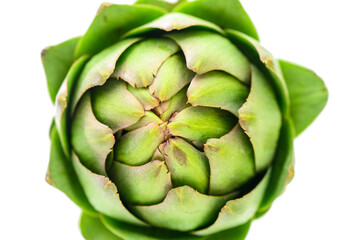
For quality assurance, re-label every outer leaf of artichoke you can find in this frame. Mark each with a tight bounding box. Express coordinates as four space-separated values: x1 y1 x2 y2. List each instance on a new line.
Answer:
80 213 123 240
225 29 290 116
279 60 328 136
135 0 187 12
75 4 165 58
99 214 251 240
42 37 80 103
174 0 259 40
55 54 90 158
258 118 295 214
47 125 96 214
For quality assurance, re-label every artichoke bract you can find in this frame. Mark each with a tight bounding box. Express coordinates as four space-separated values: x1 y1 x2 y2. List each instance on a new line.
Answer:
42 0 328 239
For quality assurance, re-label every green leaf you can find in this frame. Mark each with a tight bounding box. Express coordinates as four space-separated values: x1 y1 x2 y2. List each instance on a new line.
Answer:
71 38 140 113
47 126 96 214
114 123 166 166
159 138 210 194
72 152 147 226
167 29 251 84
187 71 249 117
239 66 282 173
131 186 237 231
55 55 90 158
125 111 163 131
112 38 179 88
205 124 255 195
91 79 145 133
174 0 259 40
101 215 200 240
149 53 195 102
101 215 251 240
80 213 123 240
279 60 328 136
258 118 295 212
193 170 270 235
71 93 115 176
109 160 172 205
168 106 237 142
226 29 290 116
127 85 160 110
75 4 165 58
124 12 224 38
154 87 190 121
84 212 251 240
42 37 80 103
135 0 187 12
203 221 251 240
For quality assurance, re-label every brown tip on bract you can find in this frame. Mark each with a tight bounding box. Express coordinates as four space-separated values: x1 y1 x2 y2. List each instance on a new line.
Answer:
40 47 50 61
45 170 56 187
96 2 112 15
283 159 295 193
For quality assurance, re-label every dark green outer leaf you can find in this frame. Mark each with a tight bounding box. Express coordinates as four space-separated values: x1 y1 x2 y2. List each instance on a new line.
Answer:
101 215 251 240
258 118 295 213
279 60 328 136
42 37 80 103
101 215 200 240
80 213 123 240
47 125 96 214
202 221 251 240
135 0 187 12
174 0 259 40
75 4 165 58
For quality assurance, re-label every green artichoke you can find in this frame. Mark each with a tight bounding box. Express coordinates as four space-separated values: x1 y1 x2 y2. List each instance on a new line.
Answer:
42 0 328 239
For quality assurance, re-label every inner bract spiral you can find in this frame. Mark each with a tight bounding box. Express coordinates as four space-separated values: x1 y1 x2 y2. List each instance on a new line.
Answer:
70 29 281 231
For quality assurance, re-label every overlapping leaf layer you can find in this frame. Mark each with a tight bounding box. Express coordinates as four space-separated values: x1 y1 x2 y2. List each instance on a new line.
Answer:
43 1 328 239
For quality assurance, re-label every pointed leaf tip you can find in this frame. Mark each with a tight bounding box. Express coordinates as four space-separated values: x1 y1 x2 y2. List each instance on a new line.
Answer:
96 2 112 15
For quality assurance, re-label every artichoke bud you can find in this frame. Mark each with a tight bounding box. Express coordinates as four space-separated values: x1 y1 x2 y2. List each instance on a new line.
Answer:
44 1 328 239
70 29 281 231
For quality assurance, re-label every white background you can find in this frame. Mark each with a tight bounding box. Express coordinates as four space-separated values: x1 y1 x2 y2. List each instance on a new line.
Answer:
1 0 338 239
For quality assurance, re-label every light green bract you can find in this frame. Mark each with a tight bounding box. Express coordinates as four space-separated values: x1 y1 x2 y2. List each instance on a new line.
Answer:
42 1 328 239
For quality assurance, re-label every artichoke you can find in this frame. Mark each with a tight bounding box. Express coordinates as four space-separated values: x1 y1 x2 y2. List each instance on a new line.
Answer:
42 0 328 239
